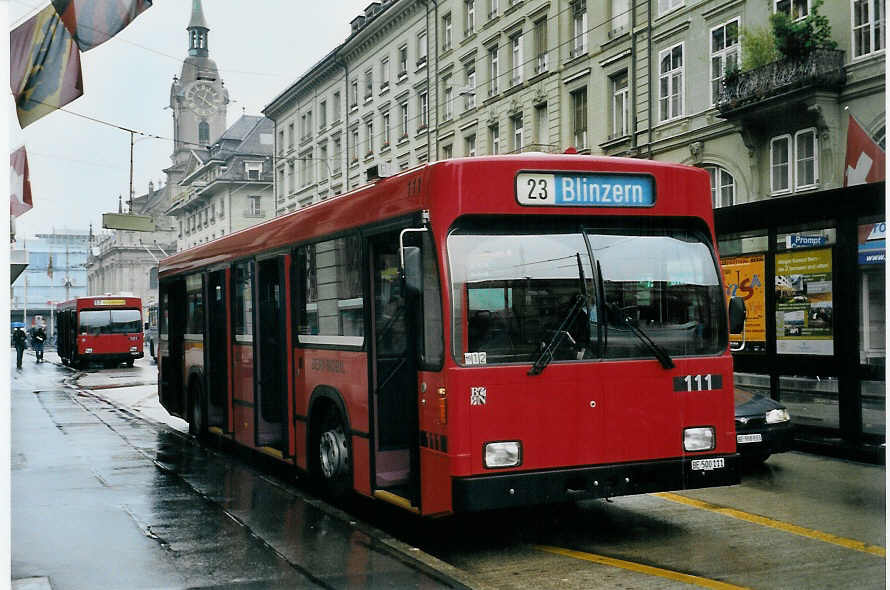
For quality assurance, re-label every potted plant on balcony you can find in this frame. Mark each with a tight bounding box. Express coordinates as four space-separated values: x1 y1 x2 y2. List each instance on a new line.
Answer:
770 0 836 61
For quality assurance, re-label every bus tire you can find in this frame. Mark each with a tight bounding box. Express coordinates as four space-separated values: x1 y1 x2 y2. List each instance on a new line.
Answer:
125 359 134 368
312 408 351 498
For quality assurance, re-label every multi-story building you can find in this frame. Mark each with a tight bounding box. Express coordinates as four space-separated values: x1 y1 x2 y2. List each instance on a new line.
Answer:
263 0 885 455
11 231 90 338
167 115 275 250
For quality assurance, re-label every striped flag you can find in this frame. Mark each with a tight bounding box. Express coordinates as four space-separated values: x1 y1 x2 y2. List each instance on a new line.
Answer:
10 146 33 218
50 0 153 52
10 5 83 128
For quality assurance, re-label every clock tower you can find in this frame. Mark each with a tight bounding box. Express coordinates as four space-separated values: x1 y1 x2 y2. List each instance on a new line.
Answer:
167 0 228 188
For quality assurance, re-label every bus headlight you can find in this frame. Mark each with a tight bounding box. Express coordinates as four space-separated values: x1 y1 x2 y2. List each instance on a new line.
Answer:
85 348 93 354
683 427 715 452
484 441 521 468
766 408 790 424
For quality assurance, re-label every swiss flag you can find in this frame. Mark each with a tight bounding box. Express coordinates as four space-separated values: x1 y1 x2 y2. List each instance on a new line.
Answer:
844 115 885 186
10 146 33 217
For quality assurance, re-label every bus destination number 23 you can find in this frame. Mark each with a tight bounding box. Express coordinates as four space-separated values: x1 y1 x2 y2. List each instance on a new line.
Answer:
673 374 723 392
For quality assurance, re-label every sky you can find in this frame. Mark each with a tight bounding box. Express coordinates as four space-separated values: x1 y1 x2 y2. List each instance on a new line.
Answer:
7 0 372 240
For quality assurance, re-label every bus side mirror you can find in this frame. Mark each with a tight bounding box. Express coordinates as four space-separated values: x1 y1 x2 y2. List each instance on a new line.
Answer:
728 296 746 335
402 246 422 296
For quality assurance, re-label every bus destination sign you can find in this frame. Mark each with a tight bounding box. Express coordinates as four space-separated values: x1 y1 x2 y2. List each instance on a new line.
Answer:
516 172 654 208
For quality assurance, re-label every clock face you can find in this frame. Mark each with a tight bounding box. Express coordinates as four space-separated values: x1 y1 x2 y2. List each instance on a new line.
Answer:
185 82 223 117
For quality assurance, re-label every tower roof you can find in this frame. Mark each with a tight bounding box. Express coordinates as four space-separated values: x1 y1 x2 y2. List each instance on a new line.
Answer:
188 0 208 30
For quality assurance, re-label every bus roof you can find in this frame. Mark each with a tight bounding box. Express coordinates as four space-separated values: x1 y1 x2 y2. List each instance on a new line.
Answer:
160 154 713 279
58 296 143 310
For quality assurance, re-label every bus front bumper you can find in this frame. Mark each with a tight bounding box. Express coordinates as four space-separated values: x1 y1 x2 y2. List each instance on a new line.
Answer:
452 454 740 512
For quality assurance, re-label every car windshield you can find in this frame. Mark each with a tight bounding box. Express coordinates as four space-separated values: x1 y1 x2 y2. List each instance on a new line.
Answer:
80 309 142 335
448 223 725 365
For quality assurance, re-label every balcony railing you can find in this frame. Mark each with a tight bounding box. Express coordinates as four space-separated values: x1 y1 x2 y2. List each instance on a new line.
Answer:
717 49 846 114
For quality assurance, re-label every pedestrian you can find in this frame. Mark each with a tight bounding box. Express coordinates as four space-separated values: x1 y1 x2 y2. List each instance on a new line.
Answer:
31 323 46 363
13 326 27 370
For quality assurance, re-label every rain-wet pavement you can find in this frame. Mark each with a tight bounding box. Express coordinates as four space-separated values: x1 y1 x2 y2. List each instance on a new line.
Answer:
11 349 473 590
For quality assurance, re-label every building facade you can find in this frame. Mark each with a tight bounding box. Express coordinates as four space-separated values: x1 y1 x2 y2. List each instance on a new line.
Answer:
11 231 90 338
263 0 885 453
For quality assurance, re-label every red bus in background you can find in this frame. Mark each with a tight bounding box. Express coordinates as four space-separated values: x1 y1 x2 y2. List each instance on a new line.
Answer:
57 296 144 369
158 154 746 516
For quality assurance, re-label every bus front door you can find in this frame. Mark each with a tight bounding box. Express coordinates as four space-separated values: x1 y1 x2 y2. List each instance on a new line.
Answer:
255 256 287 451
370 233 419 507
205 270 228 431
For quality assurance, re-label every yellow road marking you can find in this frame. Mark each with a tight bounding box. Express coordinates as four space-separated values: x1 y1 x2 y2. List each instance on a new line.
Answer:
655 492 886 558
536 545 751 589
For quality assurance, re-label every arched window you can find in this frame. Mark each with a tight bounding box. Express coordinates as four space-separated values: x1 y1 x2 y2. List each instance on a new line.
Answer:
703 165 735 208
198 121 210 144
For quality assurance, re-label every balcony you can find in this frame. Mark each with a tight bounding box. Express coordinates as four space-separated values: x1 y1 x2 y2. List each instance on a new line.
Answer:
717 49 846 118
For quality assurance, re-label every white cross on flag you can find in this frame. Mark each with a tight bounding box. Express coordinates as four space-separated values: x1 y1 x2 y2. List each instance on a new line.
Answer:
10 146 33 217
844 115 885 186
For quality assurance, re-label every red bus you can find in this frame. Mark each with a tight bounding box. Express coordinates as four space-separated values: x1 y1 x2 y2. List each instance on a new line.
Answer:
158 154 746 516
57 296 145 369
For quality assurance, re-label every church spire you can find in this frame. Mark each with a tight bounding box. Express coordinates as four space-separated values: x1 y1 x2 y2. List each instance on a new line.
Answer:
187 0 209 57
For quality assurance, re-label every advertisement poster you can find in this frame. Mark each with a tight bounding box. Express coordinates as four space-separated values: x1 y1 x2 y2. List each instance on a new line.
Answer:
721 254 766 352
775 248 833 355
857 221 885 265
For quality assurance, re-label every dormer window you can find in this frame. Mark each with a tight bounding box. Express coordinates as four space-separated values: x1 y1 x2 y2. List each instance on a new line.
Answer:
245 161 263 180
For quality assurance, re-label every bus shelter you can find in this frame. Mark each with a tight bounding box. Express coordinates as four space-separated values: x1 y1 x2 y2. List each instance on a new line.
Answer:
715 182 885 461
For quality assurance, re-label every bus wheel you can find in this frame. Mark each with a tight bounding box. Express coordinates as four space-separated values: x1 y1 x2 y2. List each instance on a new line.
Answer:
314 411 350 497
125 359 134 368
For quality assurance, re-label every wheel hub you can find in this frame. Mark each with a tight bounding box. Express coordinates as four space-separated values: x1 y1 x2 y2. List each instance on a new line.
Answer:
319 428 348 479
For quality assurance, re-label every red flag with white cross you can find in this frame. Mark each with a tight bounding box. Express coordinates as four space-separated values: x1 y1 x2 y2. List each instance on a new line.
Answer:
844 115 885 186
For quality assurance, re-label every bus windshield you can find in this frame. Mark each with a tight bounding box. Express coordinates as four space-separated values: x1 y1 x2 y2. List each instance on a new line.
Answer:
448 224 725 365
79 309 142 335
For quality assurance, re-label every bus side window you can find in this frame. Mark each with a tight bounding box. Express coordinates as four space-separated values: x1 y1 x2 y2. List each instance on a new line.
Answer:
420 232 444 368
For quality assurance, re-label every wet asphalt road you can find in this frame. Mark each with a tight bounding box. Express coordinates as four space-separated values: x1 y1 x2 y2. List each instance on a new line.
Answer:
11 352 467 590
11 349 887 589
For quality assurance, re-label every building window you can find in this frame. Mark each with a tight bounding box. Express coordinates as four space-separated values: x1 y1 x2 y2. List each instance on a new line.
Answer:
711 18 740 105
659 0 684 16
571 1 588 57
365 121 374 156
288 123 295 149
853 0 885 58
350 80 358 108
319 101 327 129
611 71 628 138
464 64 476 110
245 161 262 180
770 134 791 194
399 45 408 77
465 0 475 36
333 137 342 173
571 88 587 149
319 145 328 180
611 0 630 37
488 0 498 19
488 45 499 95
465 134 476 157
775 0 810 20
535 104 548 146
512 115 523 151
658 43 684 122
417 31 428 66
333 92 341 121
795 127 819 189
510 33 523 86
351 128 359 162
248 196 261 217
442 143 453 159
278 130 284 155
489 123 499 154
704 165 735 208
534 19 548 74
418 91 429 128
380 59 390 91
364 70 373 100
443 74 454 120
198 121 210 144
399 102 409 138
382 112 391 146
443 13 453 50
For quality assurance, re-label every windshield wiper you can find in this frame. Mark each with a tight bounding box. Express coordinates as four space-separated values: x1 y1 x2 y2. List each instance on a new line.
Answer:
528 293 584 376
528 252 594 376
606 302 675 370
